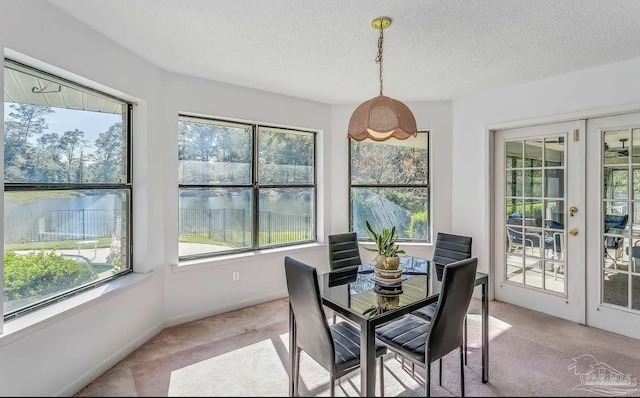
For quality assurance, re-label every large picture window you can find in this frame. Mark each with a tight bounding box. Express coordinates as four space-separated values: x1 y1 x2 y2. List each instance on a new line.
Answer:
178 115 316 259
3 59 132 320
349 132 430 242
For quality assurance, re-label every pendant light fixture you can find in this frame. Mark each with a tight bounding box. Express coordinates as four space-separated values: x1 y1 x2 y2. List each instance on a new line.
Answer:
347 17 417 142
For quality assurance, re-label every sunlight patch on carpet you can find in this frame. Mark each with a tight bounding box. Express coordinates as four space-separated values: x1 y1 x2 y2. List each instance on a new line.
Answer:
168 339 288 396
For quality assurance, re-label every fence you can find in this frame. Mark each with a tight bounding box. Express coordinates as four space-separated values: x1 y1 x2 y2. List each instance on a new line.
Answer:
180 208 312 247
5 209 122 244
5 208 312 247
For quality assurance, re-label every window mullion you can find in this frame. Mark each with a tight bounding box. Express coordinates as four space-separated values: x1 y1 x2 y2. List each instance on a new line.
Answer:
252 125 260 250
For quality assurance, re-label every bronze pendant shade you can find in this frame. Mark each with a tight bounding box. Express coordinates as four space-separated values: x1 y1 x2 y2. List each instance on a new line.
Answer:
348 95 417 141
347 17 417 142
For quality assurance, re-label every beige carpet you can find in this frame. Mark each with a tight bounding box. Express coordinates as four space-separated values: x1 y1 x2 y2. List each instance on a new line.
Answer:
75 298 640 396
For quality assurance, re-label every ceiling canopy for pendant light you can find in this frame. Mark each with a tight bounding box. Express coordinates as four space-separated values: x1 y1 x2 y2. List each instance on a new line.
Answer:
347 17 417 142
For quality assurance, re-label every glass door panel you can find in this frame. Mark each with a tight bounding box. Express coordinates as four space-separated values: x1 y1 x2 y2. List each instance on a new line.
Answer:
503 136 566 294
495 119 583 324
587 112 640 340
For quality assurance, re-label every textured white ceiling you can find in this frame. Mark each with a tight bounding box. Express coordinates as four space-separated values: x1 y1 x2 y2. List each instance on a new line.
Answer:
45 0 640 104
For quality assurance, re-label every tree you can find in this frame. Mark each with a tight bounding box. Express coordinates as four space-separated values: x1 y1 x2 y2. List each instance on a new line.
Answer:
5 103 53 144
58 129 87 182
35 132 63 182
4 103 54 182
88 123 122 182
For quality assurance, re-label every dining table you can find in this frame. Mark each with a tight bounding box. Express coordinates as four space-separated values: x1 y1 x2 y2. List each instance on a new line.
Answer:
287 255 489 397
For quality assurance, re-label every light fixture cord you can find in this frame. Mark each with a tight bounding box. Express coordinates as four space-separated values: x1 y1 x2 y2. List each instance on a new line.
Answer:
376 25 384 96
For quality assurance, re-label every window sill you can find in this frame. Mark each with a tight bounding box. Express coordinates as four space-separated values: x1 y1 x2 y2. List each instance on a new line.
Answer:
0 272 152 348
174 242 324 272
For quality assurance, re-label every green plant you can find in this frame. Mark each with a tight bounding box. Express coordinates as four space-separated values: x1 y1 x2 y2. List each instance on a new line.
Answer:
4 250 97 301
408 211 428 239
364 220 405 257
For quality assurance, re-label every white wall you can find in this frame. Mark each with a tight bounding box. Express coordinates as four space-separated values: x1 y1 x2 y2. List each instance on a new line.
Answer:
0 0 333 395
452 57 640 280
0 1 167 395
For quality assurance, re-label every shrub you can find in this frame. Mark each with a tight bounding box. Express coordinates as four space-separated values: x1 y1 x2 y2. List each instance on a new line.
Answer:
408 212 428 239
4 250 97 301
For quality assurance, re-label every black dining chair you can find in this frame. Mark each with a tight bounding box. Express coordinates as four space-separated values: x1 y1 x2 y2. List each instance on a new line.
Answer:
375 257 478 397
284 256 387 397
328 232 362 271
327 232 362 323
412 232 473 364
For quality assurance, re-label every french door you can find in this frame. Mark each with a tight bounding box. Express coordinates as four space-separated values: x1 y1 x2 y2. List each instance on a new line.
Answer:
586 112 640 339
494 120 585 323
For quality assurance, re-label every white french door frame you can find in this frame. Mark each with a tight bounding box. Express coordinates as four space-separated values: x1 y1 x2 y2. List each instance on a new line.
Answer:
493 120 586 323
485 103 640 331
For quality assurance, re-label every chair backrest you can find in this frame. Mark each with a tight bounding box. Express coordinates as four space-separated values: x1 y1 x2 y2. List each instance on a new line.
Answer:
328 232 362 271
604 214 628 249
427 257 478 362
433 232 473 281
284 256 335 372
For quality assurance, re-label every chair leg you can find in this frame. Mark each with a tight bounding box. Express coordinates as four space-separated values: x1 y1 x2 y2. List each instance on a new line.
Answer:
464 315 468 365
294 347 301 397
426 362 431 397
379 355 385 397
439 358 442 386
459 346 465 397
330 374 335 397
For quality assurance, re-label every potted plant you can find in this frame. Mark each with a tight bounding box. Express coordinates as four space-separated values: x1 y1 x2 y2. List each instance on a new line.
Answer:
364 220 405 270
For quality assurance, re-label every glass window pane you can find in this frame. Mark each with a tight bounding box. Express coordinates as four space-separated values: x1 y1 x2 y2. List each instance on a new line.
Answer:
506 254 523 283
506 199 524 221
633 275 640 311
506 140 523 168
603 167 629 200
350 134 428 185
524 169 543 197
544 169 564 198
524 200 542 227
633 128 640 164
4 59 132 319
4 189 130 314
633 168 640 199
545 261 564 293
604 202 629 230
259 188 314 247
544 200 564 229
178 118 252 185
351 187 429 240
633 203 640 237
524 139 543 167
544 137 564 167
506 170 522 197
4 75 126 184
524 259 542 288
258 127 314 185
604 129 630 165
179 188 253 256
603 270 628 307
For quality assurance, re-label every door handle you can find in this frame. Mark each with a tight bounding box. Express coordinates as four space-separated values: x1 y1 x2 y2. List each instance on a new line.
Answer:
569 228 578 236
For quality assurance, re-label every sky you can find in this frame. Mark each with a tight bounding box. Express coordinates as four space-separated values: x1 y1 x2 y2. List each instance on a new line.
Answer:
4 102 121 145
